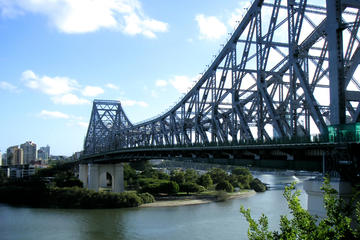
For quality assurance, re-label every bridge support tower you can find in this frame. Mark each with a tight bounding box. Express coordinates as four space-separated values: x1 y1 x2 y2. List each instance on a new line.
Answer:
304 178 352 218
79 163 124 193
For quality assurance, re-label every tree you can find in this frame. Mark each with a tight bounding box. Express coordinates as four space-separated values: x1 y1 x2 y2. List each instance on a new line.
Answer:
232 167 251 176
240 178 360 240
216 180 234 193
184 169 198 183
250 178 266 192
180 182 203 195
170 170 185 185
209 168 228 184
237 175 252 189
160 181 179 195
197 174 213 189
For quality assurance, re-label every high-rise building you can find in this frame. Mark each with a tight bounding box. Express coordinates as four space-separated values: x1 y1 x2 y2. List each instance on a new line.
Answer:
20 141 37 164
7 146 24 165
0 151 2 166
37 145 50 161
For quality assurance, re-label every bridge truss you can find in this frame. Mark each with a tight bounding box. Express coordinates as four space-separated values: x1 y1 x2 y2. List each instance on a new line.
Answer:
84 0 360 155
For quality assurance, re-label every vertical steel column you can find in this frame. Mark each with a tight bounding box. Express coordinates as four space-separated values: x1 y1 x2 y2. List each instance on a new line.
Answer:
288 0 297 136
326 0 346 125
256 5 264 140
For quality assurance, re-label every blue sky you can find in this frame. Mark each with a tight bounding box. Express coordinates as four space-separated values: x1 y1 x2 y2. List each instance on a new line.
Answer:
0 0 253 156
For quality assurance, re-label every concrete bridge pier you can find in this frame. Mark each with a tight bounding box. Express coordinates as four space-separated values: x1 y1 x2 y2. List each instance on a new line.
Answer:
303 178 352 218
79 163 124 193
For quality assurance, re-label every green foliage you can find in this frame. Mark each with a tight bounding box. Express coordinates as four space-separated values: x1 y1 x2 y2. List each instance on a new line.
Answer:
240 206 273 240
241 178 360 240
49 187 144 208
54 172 83 188
232 167 252 176
197 174 213 189
184 169 198 183
170 170 185 185
216 180 234 192
140 167 159 179
160 181 179 195
0 183 148 208
140 179 179 195
138 192 155 204
209 168 228 184
237 175 253 189
36 161 76 177
157 171 170 180
124 163 137 183
180 182 204 194
250 178 266 192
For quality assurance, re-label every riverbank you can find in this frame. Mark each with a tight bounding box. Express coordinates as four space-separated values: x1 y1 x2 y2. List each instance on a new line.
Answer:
140 190 256 207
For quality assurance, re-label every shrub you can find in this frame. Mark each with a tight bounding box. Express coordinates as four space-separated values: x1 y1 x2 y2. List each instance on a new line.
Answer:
249 178 266 192
138 192 155 204
49 187 144 208
216 180 234 192
180 182 203 194
140 180 179 195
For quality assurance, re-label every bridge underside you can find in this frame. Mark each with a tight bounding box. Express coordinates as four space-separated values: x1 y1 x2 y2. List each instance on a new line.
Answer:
81 142 360 179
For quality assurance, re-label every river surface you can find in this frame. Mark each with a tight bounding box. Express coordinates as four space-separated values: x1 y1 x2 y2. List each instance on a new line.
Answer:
0 174 312 240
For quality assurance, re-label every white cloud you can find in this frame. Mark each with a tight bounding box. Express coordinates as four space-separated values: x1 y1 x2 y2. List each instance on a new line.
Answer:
195 14 227 40
120 99 148 107
22 70 78 96
0 0 168 38
105 83 119 90
39 110 69 119
0 81 18 92
22 70 95 105
82 86 104 97
169 75 195 94
52 93 90 105
77 121 88 128
155 79 168 87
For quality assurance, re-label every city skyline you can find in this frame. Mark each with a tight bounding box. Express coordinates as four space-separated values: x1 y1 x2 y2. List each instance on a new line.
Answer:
0 0 324 155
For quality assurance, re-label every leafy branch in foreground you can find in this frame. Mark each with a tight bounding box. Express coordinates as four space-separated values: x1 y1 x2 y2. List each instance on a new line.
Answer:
240 178 360 240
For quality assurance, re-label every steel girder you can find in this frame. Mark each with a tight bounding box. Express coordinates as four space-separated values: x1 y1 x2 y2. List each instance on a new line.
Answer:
84 0 360 155
83 100 133 154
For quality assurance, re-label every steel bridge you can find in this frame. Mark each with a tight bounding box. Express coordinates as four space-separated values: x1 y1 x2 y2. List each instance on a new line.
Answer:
81 0 360 177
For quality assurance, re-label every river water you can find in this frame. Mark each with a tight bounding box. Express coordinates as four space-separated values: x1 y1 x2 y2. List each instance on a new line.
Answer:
0 174 312 240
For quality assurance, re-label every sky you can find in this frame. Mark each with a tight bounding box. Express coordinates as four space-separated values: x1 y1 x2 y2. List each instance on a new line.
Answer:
0 0 258 156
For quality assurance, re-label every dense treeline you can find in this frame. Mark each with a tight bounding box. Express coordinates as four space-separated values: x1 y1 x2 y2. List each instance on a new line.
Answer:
0 161 265 208
124 162 266 195
0 161 154 208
